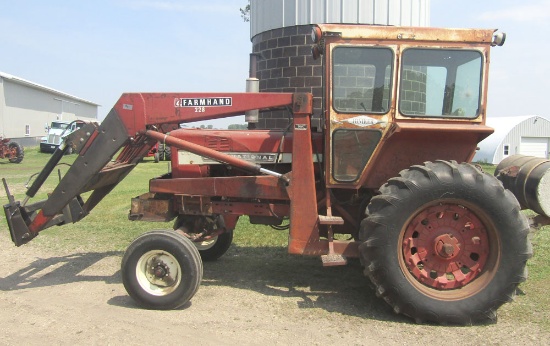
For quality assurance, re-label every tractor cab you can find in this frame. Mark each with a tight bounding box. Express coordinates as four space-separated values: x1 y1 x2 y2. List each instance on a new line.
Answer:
312 24 505 188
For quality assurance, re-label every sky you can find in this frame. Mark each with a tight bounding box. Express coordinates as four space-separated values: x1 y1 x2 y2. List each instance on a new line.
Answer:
0 0 549 128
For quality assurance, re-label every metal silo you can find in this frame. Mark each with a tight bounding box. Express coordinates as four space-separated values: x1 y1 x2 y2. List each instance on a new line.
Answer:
249 0 430 130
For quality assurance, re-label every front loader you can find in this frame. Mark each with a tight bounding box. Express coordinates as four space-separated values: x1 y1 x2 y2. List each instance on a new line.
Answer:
3 24 550 325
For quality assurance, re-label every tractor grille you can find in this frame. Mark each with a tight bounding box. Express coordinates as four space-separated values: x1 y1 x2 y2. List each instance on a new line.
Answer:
205 136 230 151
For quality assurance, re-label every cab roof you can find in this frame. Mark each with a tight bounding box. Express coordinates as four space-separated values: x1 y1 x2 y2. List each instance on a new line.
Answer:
315 24 497 45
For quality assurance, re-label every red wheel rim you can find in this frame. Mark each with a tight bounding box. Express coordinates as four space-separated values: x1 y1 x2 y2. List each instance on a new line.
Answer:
402 203 489 290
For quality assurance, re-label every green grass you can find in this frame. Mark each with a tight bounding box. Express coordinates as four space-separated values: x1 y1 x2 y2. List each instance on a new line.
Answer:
476 162 496 175
467 162 550 328
0 146 286 252
0 150 548 327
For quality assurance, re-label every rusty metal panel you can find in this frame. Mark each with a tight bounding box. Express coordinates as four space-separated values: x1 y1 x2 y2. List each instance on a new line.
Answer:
129 193 175 222
150 176 289 200
317 24 495 45
212 201 290 218
287 112 321 255
177 195 213 216
357 123 494 189
322 27 495 188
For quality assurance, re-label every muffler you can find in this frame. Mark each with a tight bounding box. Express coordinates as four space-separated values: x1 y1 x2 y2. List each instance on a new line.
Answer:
495 155 550 217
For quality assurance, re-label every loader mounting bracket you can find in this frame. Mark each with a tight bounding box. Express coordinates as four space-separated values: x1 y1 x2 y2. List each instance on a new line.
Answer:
3 177 87 246
3 201 34 247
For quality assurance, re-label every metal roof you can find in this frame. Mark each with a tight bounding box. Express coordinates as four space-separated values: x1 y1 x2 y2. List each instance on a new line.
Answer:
0 71 99 106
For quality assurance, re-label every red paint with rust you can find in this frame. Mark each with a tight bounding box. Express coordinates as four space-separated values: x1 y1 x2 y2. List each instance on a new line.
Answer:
168 129 323 178
402 203 489 290
113 92 295 137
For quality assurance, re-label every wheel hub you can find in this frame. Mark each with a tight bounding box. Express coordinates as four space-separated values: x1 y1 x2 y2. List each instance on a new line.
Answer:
152 260 169 278
402 203 489 290
434 234 459 259
136 251 180 293
148 258 172 283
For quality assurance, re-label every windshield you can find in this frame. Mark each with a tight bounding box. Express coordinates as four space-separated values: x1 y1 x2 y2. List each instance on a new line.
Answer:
332 47 393 114
51 122 69 130
399 49 483 118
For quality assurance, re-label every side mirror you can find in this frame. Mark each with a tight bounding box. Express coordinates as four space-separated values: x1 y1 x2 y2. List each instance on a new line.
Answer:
492 31 506 46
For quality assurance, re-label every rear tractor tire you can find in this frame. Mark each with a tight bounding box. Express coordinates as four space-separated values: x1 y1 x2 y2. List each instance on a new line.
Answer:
158 143 171 161
174 215 234 261
121 230 203 310
359 160 532 325
194 230 233 261
8 142 24 163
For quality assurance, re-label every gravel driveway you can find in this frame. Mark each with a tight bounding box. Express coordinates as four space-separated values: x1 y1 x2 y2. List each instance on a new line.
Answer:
0 233 548 345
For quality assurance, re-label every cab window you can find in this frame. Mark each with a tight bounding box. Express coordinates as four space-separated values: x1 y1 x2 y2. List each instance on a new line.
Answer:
333 47 393 114
399 49 483 118
332 129 381 182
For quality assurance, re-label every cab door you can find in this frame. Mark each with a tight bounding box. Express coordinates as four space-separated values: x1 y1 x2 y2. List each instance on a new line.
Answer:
326 44 396 187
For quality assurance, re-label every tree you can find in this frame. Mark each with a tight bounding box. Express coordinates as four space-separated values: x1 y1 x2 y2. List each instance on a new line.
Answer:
240 1 250 22
228 124 248 130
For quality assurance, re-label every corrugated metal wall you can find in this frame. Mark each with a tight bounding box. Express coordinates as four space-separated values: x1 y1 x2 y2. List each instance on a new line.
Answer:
251 0 430 38
1 77 98 144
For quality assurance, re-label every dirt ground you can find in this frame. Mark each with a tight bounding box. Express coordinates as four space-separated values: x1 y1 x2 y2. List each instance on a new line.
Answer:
0 232 549 346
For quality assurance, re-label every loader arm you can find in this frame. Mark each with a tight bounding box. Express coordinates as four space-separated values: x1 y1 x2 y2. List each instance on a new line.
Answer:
3 92 312 246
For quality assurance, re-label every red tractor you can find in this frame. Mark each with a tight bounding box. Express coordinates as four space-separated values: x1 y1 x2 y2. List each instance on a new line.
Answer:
3 24 549 324
0 137 24 163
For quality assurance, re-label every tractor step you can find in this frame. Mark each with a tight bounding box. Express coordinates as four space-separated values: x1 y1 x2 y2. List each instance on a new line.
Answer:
321 253 348 266
318 215 344 225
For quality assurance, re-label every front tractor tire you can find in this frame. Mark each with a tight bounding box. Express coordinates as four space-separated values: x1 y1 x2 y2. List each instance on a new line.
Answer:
121 230 203 310
359 161 532 325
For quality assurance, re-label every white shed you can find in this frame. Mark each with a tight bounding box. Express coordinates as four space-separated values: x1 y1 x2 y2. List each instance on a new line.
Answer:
473 115 550 164
0 71 99 146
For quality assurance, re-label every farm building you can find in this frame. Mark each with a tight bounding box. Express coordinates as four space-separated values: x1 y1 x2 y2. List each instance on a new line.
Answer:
473 115 550 164
0 71 99 147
